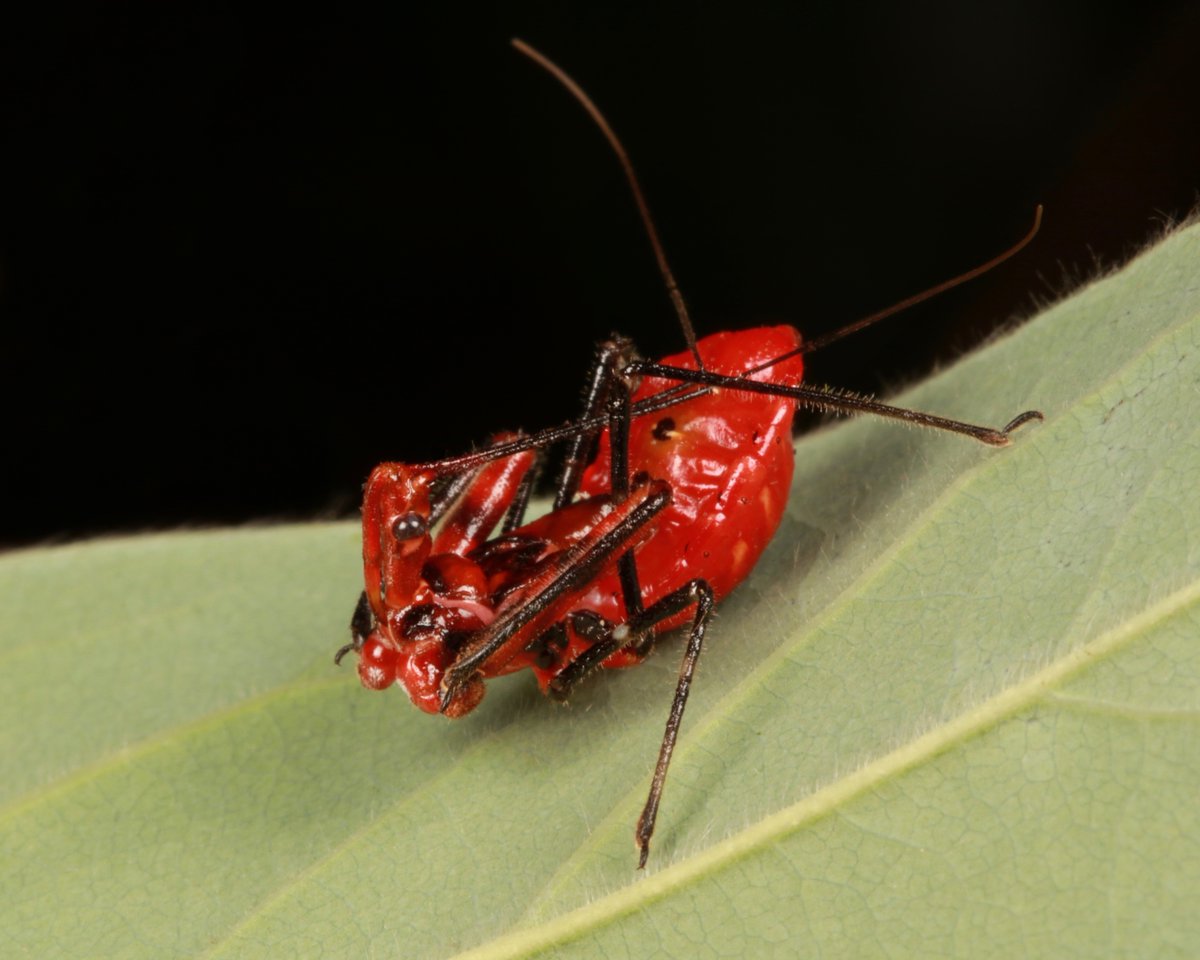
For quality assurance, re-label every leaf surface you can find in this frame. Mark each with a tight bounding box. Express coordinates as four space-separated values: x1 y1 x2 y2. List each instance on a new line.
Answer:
4 223 1199 958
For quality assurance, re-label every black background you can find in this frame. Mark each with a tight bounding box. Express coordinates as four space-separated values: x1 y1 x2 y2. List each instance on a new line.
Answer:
4 3 1198 547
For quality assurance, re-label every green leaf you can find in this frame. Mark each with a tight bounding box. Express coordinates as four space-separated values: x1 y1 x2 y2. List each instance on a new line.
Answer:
5 221 1199 959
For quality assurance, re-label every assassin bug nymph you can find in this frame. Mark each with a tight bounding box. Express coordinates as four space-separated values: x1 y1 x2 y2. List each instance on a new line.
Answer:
335 39 1043 868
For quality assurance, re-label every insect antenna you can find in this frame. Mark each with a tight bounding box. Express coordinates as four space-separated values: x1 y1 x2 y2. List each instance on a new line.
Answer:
743 205 1044 377
512 38 703 370
419 204 1045 478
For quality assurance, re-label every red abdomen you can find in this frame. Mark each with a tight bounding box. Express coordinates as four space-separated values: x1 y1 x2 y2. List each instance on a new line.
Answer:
577 325 804 621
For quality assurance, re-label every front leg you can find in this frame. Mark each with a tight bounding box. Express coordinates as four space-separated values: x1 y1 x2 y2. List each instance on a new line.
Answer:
438 479 672 711
430 435 536 556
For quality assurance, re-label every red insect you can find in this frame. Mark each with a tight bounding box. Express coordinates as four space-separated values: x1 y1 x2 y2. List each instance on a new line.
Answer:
335 40 1043 867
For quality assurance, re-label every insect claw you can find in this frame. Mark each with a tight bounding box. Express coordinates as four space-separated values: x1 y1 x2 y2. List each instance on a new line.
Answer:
333 641 356 666
975 409 1045 447
1002 409 1045 435
437 673 487 717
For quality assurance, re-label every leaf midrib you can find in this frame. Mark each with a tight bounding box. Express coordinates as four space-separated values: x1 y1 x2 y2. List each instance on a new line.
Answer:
445 579 1200 960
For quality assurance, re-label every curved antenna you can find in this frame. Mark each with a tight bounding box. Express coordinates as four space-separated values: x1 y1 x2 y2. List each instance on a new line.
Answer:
745 205 1044 376
512 38 703 369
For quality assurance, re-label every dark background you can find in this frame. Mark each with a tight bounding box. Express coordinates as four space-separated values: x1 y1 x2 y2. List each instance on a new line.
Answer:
4 3 1198 547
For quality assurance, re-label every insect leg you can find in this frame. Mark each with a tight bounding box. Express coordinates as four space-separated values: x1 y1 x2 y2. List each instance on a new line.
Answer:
627 360 1043 446
600 356 651 621
545 578 716 868
427 470 476 528
631 578 714 869
431 438 536 556
438 479 672 710
428 431 537 530
414 381 709 480
500 450 545 532
553 336 637 509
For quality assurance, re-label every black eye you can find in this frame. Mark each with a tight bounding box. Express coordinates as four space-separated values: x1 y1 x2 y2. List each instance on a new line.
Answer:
391 512 428 541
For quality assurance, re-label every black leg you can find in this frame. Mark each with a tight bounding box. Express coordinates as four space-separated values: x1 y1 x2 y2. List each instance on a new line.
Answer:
502 450 545 533
544 610 618 700
633 578 714 868
438 479 673 708
545 577 716 868
600 364 650 620
427 469 478 527
626 360 1043 447
554 336 636 509
429 428 537 530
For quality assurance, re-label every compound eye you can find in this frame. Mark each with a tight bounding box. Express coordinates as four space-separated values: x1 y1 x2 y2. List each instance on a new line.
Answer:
391 512 428 541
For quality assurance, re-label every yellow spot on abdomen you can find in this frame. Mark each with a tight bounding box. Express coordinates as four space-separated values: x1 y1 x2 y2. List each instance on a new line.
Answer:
731 539 750 577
